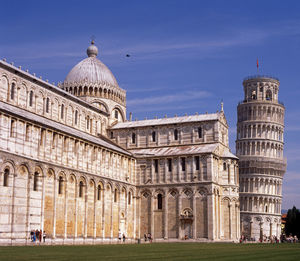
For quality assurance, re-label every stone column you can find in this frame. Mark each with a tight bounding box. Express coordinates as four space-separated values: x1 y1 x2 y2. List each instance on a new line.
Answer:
125 191 128 236
191 157 194 182
110 189 113 239
64 180 68 239
207 192 214 240
192 191 197 239
74 183 78 239
151 193 155 238
218 194 221 239
40 173 46 237
229 202 232 239
118 190 121 234
137 195 141 239
93 185 97 239
259 222 264 241
164 159 167 183
84 185 88 239
164 193 168 239
10 170 16 241
151 159 154 182
178 193 182 239
102 186 105 238
52 177 57 239
177 157 180 182
25 173 31 244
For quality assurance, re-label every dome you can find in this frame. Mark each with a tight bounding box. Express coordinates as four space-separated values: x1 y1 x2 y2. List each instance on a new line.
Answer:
63 41 119 88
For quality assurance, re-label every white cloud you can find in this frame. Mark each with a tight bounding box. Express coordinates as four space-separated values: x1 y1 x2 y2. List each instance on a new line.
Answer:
127 90 211 106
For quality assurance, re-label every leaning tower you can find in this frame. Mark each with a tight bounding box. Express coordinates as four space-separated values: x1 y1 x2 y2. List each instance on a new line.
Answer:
236 75 286 241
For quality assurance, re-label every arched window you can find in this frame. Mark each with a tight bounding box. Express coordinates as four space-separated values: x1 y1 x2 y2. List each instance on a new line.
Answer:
40 129 45 146
195 156 200 170
128 191 131 205
154 159 158 173
181 157 186 171
97 185 101 200
75 110 78 125
29 90 33 107
79 181 84 197
115 110 118 119
198 127 202 138
58 176 63 195
10 83 15 100
46 97 50 113
132 133 136 144
90 119 93 133
86 116 90 129
152 131 156 142
25 124 31 141
61 104 64 119
33 172 38 191
265 205 268 213
223 162 227 171
3 169 9 187
266 90 272 101
157 194 162 209
10 119 16 137
114 189 118 202
168 158 172 172
174 129 178 140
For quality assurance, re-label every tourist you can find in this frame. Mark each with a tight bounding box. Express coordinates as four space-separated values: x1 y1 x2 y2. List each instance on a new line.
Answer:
30 230 34 241
39 229 42 243
43 231 46 243
144 234 147 242
36 229 40 243
148 233 152 243
118 230 122 242
123 233 126 243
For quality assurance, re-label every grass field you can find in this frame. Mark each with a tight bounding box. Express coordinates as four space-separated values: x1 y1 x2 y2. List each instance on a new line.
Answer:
0 243 300 261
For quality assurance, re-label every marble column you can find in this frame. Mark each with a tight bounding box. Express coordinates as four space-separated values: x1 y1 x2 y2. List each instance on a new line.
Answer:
164 193 168 239
192 191 197 239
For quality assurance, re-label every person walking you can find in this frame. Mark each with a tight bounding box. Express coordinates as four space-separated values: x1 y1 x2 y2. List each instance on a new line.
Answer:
122 233 126 243
43 231 46 243
118 230 122 242
33 231 36 243
30 230 34 242
39 229 42 243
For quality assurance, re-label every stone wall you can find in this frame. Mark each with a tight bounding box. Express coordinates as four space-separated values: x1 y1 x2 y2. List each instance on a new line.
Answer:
0 152 136 244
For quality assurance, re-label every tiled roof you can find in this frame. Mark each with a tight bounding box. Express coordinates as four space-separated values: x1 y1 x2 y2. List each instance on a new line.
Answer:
111 113 220 129
130 143 218 157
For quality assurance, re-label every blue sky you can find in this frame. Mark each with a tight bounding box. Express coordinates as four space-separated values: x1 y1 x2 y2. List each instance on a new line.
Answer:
0 0 299 209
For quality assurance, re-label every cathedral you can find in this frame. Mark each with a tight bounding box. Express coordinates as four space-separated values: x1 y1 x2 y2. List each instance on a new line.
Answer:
0 41 283 245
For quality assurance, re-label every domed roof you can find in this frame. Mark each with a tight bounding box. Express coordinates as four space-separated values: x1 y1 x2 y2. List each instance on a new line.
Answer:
63 41 119 88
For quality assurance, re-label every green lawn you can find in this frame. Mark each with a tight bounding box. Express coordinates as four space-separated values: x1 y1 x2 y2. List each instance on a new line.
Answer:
0 243 300 261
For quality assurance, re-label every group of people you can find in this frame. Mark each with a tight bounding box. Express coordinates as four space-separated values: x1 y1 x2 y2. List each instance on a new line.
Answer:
30 230 46 243
144 233 153 243
259 235 280 243
118 230 126 242
240 234 299 243
280 234 299 243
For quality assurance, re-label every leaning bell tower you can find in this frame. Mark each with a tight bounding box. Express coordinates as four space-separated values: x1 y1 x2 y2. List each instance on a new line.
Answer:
236 75 286 240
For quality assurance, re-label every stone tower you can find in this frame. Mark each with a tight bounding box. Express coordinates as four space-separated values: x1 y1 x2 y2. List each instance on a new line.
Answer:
236 76 286 240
